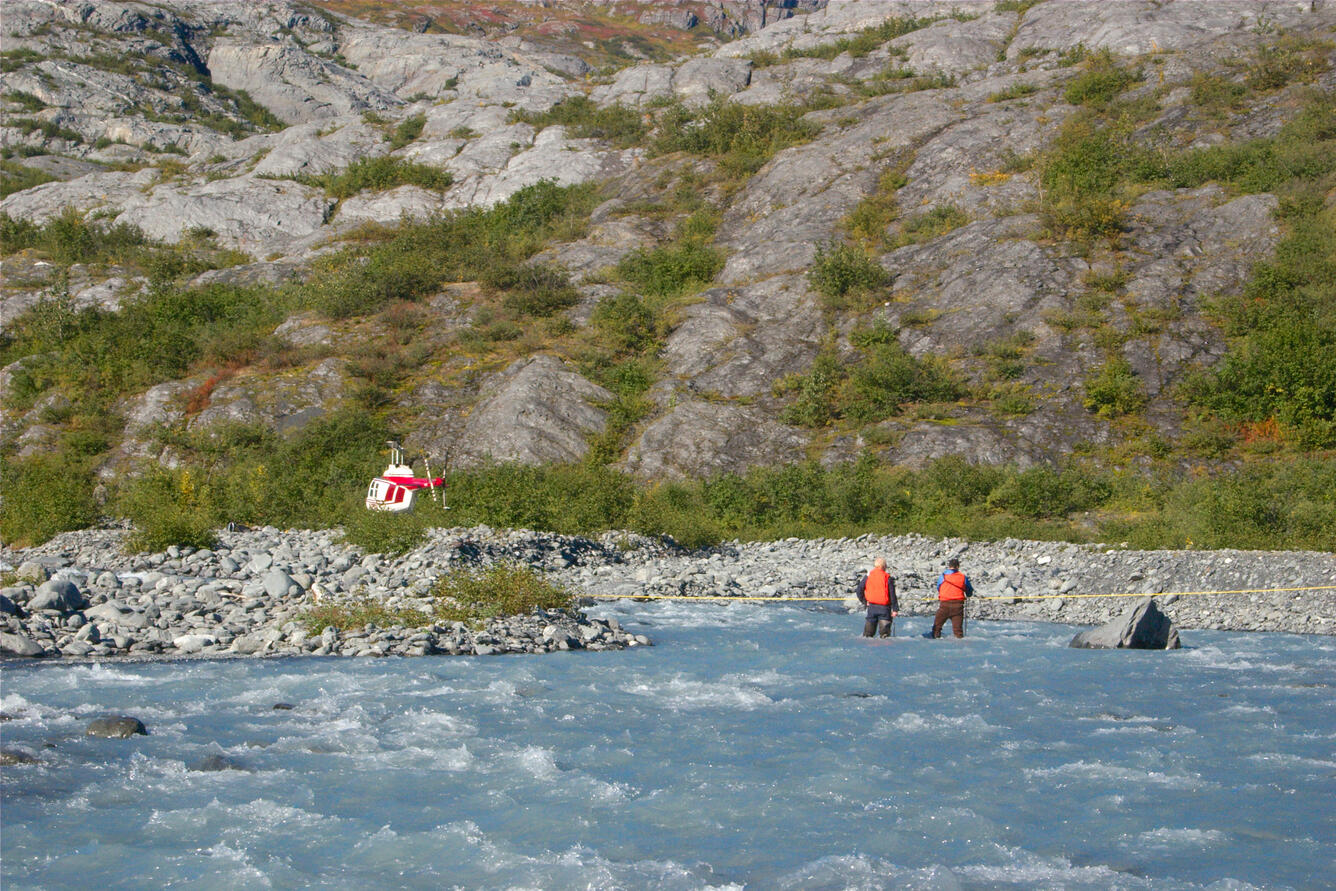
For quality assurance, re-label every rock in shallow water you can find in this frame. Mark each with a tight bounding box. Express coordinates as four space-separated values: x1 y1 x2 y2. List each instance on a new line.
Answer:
1069 598 1181 650
86 716 148 738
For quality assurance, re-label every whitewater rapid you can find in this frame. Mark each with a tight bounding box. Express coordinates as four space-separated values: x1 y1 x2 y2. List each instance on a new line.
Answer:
2 602 1333 889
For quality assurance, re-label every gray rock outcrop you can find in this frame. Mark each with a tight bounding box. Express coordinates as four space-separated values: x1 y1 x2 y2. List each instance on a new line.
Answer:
454 356 612 467
1069 598 1182 650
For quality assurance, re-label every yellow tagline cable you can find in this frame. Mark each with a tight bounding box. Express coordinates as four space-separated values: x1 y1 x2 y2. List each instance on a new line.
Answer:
583 584 1336 603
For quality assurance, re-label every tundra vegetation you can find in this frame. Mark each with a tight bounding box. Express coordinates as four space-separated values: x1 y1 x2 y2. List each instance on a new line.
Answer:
1 5 1333 557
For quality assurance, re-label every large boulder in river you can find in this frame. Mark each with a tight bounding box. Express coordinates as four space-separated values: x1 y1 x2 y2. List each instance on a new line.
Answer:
86 716 148 739
1070 598 1182 650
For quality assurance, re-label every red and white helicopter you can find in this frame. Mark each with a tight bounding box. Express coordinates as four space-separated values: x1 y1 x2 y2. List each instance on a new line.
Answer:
365 440 445 513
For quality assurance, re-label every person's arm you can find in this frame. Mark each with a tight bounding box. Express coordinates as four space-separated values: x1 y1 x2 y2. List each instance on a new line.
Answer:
856 574 868 605
964 575 974 597
888 577 899 614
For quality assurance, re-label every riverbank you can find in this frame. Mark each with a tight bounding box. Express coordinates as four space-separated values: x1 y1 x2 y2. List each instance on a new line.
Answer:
2 525 1334 660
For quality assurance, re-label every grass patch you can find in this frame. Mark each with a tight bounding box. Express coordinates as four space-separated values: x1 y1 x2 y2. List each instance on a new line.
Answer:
987 82 1040 103
300 596 430 634
894 204 969 246
0 160 57 197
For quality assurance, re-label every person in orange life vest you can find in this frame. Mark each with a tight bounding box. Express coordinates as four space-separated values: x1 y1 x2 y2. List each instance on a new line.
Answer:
856 557 899 638
930 557 974 639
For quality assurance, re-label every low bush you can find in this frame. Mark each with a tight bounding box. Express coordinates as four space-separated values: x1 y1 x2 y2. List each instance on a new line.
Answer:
303 156 453 199
431 563 574 625
1063 49 1139 106
117 469 218 552
305 179 598 318
484 262 580 317
387 113 426 150
0 455 98 547
652 98 820 177
1083 358 1147 418
808 242 888 305
510 95 646 148
300 596 430 633
895 204 969 245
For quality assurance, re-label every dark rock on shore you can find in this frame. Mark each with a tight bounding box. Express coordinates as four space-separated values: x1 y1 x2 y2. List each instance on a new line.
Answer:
1070 598 1182 650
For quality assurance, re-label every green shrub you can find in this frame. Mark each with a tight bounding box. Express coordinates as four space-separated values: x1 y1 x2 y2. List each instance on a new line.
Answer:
510 95 647 148
0 455 98 547
431 563 574 625
305 180 598 318
616 240 723 299
1188 73 1246 114
986 465 1112 518
896 204 969 245
1164 92 1336 447
388 113 426 150
1083 358 1147 417
118 468 218 552
340 506 434 556
808 242 888 304
1152 459 1336 550
1038 117 1155 239
304 156 453 199
1064 50 1139 106
300 596 430 633
590 292 659 354
484 262 580 317
780 351 843 428
652 98 820 177
1243 34 1333 91
844 325 962 421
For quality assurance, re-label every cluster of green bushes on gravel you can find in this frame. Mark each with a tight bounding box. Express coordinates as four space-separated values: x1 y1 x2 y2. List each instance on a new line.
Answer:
20 442 1326 553
299 563 573 632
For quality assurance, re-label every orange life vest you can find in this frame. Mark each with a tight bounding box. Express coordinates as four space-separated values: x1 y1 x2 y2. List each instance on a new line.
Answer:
938 570 968 601
865 568 892 605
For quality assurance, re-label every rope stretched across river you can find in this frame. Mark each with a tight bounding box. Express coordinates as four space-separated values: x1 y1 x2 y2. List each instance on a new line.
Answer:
583 584 1336 603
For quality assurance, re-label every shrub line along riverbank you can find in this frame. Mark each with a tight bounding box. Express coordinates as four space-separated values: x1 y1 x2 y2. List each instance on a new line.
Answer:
1 525 1334 661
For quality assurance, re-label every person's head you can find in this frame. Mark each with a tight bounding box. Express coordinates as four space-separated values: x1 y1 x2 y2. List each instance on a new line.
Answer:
947 558 960 570
873 557 886 570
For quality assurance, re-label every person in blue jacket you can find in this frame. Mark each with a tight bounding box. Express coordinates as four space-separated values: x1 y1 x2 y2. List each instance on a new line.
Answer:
930 558 974 638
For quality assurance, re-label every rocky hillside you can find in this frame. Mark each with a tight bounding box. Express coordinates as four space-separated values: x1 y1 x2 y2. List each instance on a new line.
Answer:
1 1 1334 546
